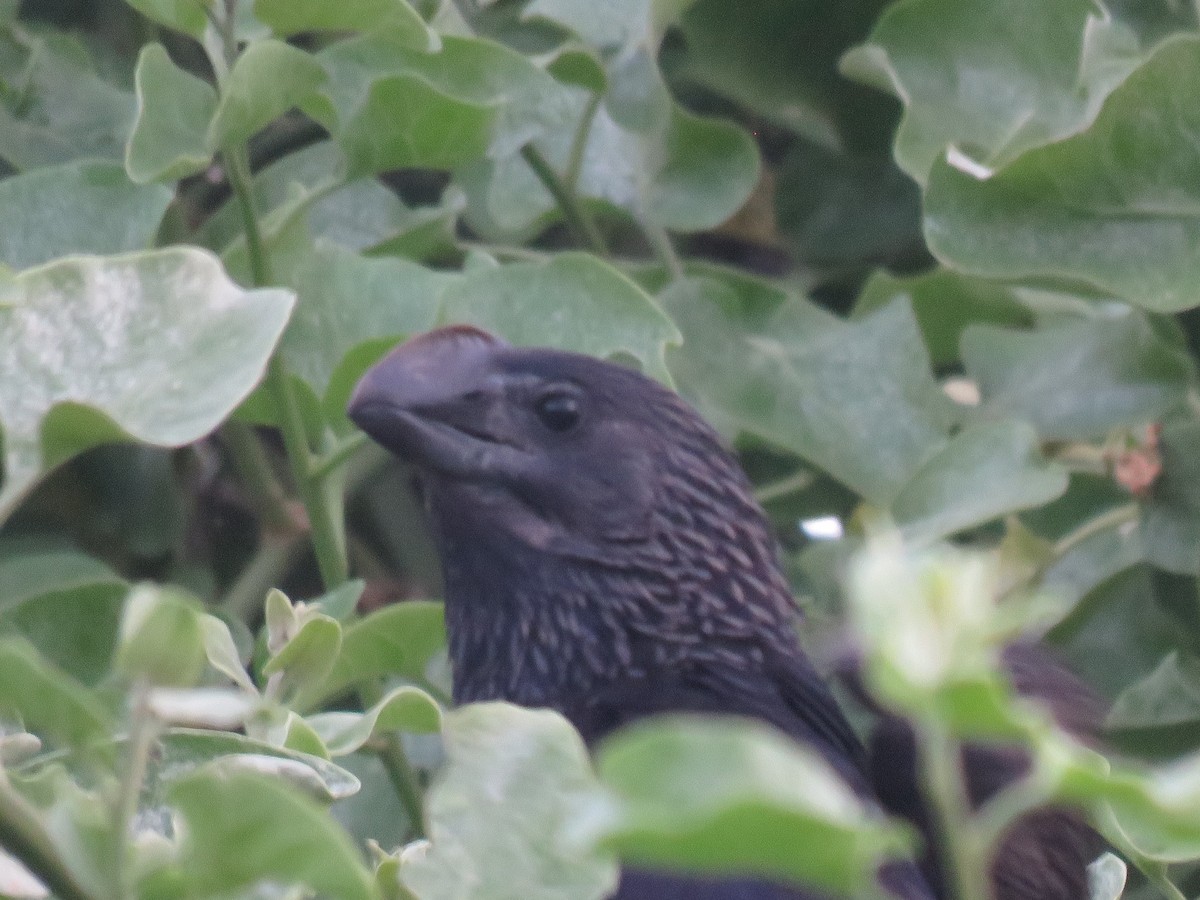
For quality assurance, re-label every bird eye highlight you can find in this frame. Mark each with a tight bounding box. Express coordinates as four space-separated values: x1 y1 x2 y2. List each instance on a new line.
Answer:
534 391 581 432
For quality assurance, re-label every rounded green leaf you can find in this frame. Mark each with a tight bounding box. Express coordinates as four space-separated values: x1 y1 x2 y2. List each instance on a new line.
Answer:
401 703 618 900
254 0 434 47
262 613 343 701
0 638 113 748
126 43 218 184
123 0 209 37
662 274 952 504
0 552 126 684
592 716 912 894
307 686 443 756
169 769 375 900
297 600 447 709
843 0 1144 182
116 584 206 688
961 312 1193 441
892 421 1068 544
207 40 328 150
925 36 1200 313
146 728 361 805
438 253 681 384
0 248 295 521
0 161 172 270
853 269 1033 368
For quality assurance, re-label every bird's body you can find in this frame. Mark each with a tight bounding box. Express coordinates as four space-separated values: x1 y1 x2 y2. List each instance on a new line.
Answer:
348 326 1093 900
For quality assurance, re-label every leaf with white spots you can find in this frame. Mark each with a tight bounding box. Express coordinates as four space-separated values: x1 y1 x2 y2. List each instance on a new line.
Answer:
0 248 294 522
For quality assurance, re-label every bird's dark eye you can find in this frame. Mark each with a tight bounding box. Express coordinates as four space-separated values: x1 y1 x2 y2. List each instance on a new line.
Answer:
535 391 581 432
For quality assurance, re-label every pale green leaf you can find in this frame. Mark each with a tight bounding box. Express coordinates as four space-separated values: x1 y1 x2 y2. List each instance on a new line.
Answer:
0 248 293 521
925 36 1200 313
592 716 911 894
207 40 328 150
0 161 172 270
438 253 681 384
401 703 617 900
126 43 217 184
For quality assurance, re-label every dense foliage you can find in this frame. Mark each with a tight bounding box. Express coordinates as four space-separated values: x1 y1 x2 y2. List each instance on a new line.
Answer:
2 0 1200 898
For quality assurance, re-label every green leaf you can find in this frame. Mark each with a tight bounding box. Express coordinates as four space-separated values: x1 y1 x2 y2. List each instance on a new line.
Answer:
207 40 328 150
200 614 256 692
145 728 361 805
925 36 1200 313
470 102 758 234
853 269 1032 368
0 638 112 748
892 421 1067 544
592 716 911 894
278 240 448 404
262 613 342 701
297 601 446 709
0 552 126 684
307 686 443 755
401 703 618 900
524 0 694 50
1107 652 1200 731
337 73 494 176
438 253 680 384
961 313 1193 441
126 43 217 184
116 583 207 687
169 769 375 900
254 0 434 46
644 106 759 231
315 33 573 177
662 274 951 504
843 0 1144 182
0 247 295 521
123 0 209 37
0 161 172 270
0 31 135 169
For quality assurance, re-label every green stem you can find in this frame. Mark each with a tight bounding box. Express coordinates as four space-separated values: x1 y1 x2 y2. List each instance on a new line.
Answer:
520 144 609 255
114 683 158 900
642 219 684 282
564 93 602 192
217 533 308 621
915 719 988 900
972 771 1052 850
311 432 369 483
221 421 296 534
753 469 816 505
225 140 348 589
1145 861 1187 900
264 355 348 589
357 682 425 837
376 733 426 839
0 777 96 900
1049 503 1139 560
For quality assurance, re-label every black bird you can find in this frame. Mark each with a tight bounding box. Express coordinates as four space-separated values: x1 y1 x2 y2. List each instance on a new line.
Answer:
346 325 1078 899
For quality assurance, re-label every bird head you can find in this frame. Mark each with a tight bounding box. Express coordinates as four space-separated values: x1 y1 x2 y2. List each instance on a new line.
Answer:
347 326 702 556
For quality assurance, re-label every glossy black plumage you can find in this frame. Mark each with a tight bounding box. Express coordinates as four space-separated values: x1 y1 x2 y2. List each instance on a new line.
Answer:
348 326 933 899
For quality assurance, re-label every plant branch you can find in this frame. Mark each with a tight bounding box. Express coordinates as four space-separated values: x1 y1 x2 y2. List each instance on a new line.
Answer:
221 421 297 534
915 719 989 900
520 144 608 255
357 682 425 838
0 778 97 900
225 139 348 590
113 682 158 899
642 219 684 281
